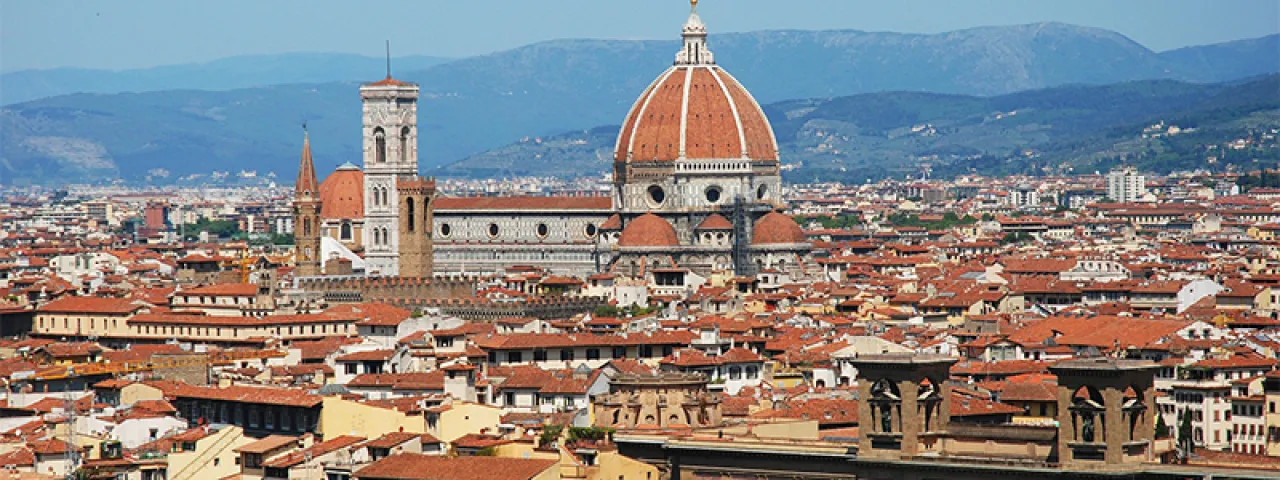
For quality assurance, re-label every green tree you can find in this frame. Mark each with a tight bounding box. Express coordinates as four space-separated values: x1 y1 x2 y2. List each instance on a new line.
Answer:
1177 410 1194 453
1154 413 1169 439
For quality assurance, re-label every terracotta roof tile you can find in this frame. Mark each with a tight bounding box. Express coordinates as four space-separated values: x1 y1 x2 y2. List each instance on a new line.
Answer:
354 453 557 480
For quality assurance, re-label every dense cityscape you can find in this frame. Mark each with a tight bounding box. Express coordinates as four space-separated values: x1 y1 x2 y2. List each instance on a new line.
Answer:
3 1 1280 480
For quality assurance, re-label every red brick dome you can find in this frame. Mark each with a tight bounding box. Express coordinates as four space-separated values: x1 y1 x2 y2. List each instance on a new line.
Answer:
752 211 806 245
696 214 733 230
614 66 778 164
613 4 777 165
618 213 679 247
319 163 364 220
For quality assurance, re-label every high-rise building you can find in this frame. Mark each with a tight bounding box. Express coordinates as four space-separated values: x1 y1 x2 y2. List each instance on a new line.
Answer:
1106 166 1146 203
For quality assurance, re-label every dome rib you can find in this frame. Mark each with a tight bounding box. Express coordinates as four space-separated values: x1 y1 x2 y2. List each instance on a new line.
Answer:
720 70 779 161
619 68 679 163
615 66 777 163
615 68 674 163
678 67 693 158
706 67 748 159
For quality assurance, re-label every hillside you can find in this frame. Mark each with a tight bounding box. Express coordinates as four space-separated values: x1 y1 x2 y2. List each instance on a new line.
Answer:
1 26 1277 185
441 75 1280 182
0 53 453 105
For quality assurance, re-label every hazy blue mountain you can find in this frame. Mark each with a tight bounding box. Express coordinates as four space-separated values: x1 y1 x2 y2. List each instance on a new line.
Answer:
1157 34 1280 83
443 75 1280 181
2 24 1277 185
0 53 452 105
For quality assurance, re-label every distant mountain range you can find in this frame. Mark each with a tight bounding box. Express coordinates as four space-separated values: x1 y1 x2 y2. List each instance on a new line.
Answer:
443 75 1280 182
0 53 453 105
1 24 1277 185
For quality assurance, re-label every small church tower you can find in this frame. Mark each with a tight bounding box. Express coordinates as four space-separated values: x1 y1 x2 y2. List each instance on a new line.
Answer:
294 129 323 277
397 176 436 277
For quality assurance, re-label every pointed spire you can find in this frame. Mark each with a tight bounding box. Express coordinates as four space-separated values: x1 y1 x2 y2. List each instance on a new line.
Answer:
675 0 714 65
296 124 319 196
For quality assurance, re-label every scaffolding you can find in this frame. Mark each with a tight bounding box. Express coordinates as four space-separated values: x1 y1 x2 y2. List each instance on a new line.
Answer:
731 198 754 277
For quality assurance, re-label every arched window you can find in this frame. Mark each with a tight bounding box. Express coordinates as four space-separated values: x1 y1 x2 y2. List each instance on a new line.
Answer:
340 221 352 240
373 228 381 245
303 217 311 236
381 188 388 206
374 127 386 163
382 227 390 245
400 126 411 163
406 198 416 232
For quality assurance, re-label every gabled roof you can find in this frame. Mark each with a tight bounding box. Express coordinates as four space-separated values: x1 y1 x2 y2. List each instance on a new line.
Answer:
37 295 142 315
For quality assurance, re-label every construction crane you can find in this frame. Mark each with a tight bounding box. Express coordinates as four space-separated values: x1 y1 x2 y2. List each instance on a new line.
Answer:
236 248 257 284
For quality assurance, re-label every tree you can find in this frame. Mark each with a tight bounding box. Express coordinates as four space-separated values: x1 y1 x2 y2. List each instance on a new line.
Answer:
1177 410 1194 453
1154 413 1170 439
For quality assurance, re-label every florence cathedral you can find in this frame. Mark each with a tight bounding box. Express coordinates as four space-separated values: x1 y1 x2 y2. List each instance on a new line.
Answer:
295 1 812 281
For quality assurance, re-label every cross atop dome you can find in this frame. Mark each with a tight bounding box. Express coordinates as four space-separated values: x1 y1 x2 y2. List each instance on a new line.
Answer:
675 0 714 65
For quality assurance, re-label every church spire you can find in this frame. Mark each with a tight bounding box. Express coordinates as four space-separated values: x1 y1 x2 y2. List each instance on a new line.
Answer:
296 125 319 196
675 0 714 65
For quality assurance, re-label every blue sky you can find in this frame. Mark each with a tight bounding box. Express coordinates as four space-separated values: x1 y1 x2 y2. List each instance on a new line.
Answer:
3 0 1277 72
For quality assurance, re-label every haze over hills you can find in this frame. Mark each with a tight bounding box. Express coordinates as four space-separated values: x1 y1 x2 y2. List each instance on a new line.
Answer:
1 24 1277 186
444 75 1280 182
0 53 453 105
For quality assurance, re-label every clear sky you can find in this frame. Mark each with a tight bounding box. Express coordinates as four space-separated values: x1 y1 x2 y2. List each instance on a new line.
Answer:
2 0 1277 72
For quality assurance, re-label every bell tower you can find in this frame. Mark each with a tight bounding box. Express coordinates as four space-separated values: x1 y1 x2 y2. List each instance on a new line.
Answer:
294 128 322 277
360 68 419 276
397 176 436 277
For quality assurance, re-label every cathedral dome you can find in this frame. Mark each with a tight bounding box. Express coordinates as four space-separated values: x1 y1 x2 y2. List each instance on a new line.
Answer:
695 213 733 230
752 211 806 245
618 213 680 247
613 4 778 164
319 162 364 220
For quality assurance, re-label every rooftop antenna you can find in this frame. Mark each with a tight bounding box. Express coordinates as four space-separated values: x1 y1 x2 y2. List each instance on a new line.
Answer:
386 40 392 78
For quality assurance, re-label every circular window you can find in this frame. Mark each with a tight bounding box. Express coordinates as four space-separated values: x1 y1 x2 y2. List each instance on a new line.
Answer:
439 223 452 237
757 184 768 200
647 185 666 206
487 223 500 238
585 223 598 238
705 186 722 204
535 223 549 239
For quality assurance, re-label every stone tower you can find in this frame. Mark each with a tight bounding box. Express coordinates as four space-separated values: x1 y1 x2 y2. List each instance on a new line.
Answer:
294 130 323 277
361 75 420 276
1050 358 1159 466
850 354 956 459
397 176 436 277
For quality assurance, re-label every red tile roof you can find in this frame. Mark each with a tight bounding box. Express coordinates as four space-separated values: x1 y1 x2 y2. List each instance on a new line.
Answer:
336 349 395 362
366 76 414 87
434 196 610 211
327 302 412 327
37 295 142 314
149 381 322 408
178 283 258 296
354 453 557 480
618 213 679 247
234 435 298 454
263 435 364 468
